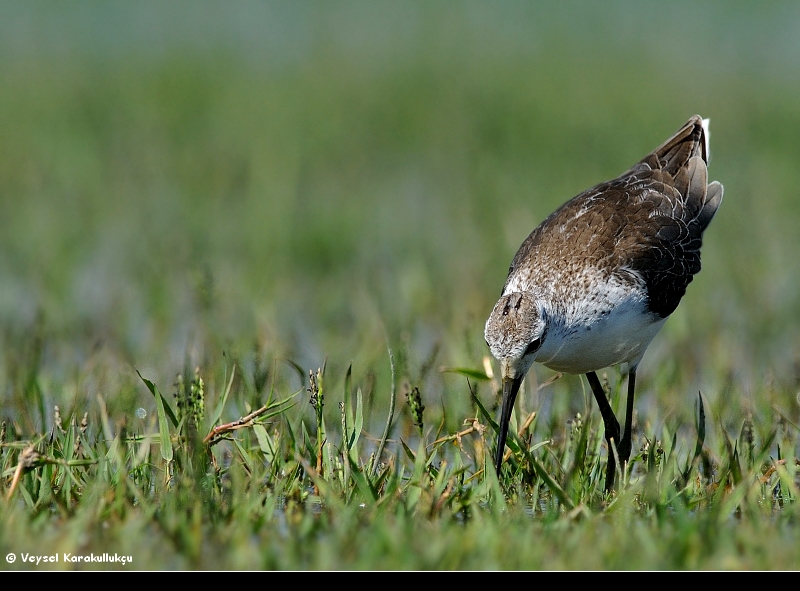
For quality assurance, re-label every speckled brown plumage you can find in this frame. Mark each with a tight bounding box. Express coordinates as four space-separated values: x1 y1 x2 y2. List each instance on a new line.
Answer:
485 115 723 490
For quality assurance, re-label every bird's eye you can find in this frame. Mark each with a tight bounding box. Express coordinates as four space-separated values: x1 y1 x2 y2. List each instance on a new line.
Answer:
524 337 541 356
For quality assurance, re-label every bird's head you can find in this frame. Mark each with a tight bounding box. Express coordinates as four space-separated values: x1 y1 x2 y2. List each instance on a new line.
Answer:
484 291 547 473
485 291 547 378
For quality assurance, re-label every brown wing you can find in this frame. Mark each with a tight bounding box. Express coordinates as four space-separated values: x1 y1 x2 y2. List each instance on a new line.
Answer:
622 116 723 317
505 116 723 318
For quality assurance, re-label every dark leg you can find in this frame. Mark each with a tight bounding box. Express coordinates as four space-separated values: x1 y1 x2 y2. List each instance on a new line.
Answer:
586 371 621 492
617 368 637 466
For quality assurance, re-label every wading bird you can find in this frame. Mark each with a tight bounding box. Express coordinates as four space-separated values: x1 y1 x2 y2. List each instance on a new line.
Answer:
484 115 723 491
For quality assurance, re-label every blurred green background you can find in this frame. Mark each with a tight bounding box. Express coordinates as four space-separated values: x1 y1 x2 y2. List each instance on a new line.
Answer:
1 1 799 442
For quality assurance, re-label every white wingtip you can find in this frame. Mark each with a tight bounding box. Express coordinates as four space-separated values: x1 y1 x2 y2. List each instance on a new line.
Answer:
701 117 711 161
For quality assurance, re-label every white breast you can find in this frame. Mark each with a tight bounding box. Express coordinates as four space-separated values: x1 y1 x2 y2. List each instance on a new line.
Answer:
533 275 666 374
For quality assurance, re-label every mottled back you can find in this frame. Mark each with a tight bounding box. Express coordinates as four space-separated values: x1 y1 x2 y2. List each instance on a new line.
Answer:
504 115 723 318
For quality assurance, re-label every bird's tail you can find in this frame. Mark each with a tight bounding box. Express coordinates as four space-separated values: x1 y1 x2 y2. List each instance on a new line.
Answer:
649 114 708 174
639 115 723 232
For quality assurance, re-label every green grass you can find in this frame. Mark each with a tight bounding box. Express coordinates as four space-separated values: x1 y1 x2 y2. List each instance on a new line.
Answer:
1 2 800 570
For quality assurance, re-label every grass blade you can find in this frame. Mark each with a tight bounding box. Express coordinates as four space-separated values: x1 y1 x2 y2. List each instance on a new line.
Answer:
137 372 175 462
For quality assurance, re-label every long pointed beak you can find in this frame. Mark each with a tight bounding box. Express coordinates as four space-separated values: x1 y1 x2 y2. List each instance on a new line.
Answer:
495 375 523 474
